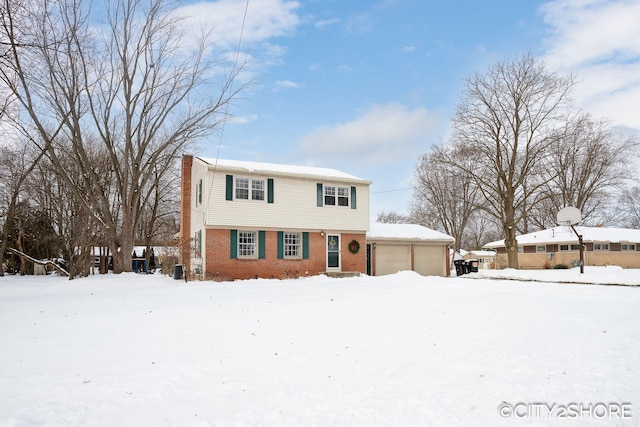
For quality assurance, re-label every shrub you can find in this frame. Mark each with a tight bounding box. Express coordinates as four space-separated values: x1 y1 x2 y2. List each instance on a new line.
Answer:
553 264 569 269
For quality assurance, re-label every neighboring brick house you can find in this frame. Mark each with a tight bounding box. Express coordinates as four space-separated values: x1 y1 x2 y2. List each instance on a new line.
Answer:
484 226 640 269
180 156 371 280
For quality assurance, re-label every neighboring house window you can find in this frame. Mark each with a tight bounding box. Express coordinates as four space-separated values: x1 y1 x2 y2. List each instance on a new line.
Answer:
284 232 301 258
621 243 636 251
536 245 546 253
517 246 523 253
235 177 265 201
560 244 580 251
238 231 257 258
593 243 609 251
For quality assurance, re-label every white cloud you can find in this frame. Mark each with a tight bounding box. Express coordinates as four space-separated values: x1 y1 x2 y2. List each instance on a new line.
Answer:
295 103 444 167
175 0 301 48
541 0 640 129
315 18 340 29
275 80 301 89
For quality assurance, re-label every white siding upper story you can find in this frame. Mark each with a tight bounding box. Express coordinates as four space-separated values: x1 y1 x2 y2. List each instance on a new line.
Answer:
192 157 371 232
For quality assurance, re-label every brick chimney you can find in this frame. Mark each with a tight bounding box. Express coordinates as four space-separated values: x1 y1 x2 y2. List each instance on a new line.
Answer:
179 155 193 272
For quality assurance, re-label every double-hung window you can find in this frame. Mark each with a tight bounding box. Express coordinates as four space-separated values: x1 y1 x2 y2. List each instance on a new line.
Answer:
238 231 257 258
593 242 609 251
284 232 301 258
324 185 349 206
337 187 349 206
621 243 636 251
324 185 336 205
252 180 265 201
235 178 249 200
235 177 265 201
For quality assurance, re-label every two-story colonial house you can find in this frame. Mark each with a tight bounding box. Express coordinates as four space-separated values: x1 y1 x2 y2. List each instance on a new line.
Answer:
180 156 372 280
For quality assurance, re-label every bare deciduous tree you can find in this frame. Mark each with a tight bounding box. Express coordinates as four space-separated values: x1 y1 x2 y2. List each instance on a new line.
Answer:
529 113 638 229
410 144 481 251
1 0 249 274
448 53 575 268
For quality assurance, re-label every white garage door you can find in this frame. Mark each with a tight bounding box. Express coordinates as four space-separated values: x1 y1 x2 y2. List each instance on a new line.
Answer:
375 244 411 275
414 245 444 276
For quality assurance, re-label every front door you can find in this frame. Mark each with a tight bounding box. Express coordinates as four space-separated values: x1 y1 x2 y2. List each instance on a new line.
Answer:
327 234 341 270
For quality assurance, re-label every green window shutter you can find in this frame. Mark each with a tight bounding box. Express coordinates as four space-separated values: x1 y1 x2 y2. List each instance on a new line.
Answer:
302 232 309 259
267 179 274 204
225 175 233 201
230 229 237 258
351 186 357 209
198 230 202 255
317 183 323 207
198 179 203 205
258 231 266 259
277 231 284 259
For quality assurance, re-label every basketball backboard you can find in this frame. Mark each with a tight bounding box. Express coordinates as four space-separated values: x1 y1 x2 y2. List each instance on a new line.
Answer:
557 206 581 225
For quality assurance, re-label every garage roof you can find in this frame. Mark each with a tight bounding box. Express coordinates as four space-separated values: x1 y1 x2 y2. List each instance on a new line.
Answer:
367 223 455 243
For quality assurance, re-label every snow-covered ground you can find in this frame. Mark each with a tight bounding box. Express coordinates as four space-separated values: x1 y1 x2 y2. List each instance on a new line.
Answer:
1 269 638 426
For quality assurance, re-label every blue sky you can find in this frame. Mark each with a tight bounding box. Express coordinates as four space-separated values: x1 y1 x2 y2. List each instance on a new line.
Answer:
177 0 640 217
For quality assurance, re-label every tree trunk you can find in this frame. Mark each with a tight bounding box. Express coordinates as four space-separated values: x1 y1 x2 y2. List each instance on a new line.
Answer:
503 225 519 269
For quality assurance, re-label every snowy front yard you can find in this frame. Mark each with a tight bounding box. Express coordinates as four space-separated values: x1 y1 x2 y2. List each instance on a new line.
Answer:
0 271 638 426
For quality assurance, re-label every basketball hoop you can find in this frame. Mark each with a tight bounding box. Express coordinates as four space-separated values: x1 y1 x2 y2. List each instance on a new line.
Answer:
556 206 584 273
557 206 581 226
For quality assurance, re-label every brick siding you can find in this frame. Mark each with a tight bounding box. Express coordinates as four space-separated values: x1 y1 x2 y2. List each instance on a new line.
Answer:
203 229 366 281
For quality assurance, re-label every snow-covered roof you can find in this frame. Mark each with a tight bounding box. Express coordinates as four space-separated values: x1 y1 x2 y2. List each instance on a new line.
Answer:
197 157 371 183
469 250 497 257
484 226 640 248
367 223 455 243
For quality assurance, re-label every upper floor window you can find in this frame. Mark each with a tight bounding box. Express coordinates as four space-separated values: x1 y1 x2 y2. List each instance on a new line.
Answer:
195 179 203 206
235 178 265 201
252 179 265 201
324 185 349 206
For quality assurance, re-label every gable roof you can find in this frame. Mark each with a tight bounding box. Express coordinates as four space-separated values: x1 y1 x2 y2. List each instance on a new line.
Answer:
197 157 371 184
367 223 455 243
484 226 640 248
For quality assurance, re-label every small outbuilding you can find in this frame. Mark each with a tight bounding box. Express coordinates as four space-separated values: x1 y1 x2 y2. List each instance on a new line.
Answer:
464 250 497 270
366 223 455 277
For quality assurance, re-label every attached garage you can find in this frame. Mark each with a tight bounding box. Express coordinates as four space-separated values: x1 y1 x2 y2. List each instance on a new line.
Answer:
367 223 455 277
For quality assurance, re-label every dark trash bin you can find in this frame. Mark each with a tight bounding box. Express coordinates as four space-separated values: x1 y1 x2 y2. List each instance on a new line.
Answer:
454 259 466 276
467 259 479 273
173 264 184 280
